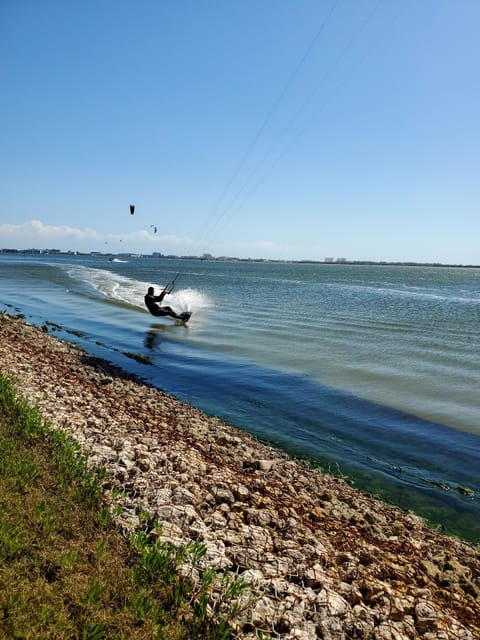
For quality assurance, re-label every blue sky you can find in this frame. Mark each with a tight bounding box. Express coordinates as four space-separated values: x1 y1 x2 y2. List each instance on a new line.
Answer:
1 0 479 264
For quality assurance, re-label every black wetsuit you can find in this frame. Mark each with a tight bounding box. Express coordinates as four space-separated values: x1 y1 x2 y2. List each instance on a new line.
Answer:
144 291 180 318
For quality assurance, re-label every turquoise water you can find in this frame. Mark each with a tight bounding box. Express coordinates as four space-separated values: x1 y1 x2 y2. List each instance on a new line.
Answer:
1 254 479 541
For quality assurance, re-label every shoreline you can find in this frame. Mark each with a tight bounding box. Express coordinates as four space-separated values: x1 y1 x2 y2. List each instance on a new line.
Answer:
0 312 478 639
2 250 480 269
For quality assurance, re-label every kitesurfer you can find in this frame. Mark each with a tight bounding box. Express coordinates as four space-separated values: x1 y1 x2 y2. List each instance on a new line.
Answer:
144 286 189 321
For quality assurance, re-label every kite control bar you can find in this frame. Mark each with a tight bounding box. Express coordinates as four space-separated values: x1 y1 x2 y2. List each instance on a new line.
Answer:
163 272 181 295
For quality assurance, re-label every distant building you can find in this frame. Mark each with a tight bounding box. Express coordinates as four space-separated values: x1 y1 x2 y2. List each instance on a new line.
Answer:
336 258 347 263
324 257 334 263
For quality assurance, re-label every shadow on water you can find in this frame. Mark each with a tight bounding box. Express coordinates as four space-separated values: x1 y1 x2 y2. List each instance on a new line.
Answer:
145 329 162 351
144 322 190 351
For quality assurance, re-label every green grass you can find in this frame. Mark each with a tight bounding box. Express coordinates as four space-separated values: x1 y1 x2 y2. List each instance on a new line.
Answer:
0 370 249 639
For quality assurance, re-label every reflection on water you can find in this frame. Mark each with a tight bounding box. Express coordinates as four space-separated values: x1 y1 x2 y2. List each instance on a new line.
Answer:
144 329 162 351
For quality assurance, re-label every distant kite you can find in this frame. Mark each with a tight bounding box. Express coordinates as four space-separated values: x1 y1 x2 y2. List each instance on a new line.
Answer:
150 225 157 234
130 204 135 215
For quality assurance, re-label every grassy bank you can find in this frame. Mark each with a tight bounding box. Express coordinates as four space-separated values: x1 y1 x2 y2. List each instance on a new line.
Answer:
0 371 248 640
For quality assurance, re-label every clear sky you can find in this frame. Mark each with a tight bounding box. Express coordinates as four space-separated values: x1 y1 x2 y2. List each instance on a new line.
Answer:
1 1 479 264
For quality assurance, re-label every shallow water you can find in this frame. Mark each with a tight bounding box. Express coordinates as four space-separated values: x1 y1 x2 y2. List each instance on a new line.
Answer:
1 254 479 541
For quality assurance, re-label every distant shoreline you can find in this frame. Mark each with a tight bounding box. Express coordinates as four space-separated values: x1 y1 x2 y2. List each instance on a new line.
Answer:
1 249 479 269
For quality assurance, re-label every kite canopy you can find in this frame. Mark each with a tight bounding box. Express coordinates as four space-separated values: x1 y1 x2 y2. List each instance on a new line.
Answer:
130 204 135 215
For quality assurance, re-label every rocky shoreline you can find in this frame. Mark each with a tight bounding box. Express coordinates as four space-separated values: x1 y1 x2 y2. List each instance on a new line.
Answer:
0 312 479 639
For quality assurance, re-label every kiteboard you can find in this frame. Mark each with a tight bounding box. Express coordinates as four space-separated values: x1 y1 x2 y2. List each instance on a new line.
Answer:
175 311 192 325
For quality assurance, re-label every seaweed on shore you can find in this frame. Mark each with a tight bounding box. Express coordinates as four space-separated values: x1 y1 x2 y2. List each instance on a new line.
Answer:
123 351 152 365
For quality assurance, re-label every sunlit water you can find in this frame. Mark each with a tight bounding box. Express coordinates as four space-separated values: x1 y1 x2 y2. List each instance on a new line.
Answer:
1 254 479 541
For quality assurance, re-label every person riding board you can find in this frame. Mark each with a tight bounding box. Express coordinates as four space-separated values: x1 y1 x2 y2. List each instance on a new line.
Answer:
144 286 190 322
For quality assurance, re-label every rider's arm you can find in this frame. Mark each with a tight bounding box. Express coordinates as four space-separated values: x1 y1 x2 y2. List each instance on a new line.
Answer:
155 289 168 302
